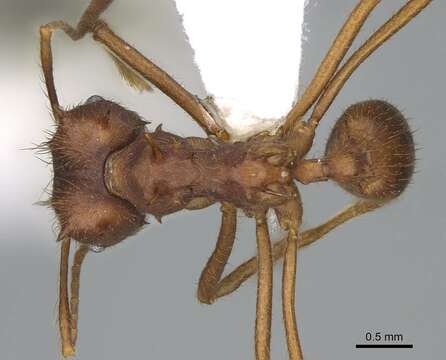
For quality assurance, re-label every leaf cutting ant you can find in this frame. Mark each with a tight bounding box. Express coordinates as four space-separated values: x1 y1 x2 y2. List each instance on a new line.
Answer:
39 0 431 358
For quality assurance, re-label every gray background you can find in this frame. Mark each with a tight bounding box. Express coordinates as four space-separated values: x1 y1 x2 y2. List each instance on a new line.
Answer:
1 0 445 359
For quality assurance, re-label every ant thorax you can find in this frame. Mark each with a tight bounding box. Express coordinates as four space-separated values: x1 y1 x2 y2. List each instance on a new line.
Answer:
104 117 299 220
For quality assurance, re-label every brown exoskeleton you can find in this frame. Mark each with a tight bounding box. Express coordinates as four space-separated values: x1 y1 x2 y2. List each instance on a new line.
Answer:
39 0 431 358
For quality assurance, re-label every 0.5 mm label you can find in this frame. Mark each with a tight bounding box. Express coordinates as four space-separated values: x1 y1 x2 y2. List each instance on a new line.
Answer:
356 331 413 349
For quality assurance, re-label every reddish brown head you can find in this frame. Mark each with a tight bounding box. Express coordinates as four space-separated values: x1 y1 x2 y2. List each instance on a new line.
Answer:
49 97 146 247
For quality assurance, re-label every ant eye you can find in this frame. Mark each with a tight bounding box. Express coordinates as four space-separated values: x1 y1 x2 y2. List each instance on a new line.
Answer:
85 95 105 104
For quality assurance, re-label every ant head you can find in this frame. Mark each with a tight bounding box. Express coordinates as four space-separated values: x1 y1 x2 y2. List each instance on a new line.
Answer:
54 96 147 161
49 97 147 247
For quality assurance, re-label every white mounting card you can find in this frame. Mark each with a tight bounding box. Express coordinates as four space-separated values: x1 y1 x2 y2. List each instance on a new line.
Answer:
175 0 307 140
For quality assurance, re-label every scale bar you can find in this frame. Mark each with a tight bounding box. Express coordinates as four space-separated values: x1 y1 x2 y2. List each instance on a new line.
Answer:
356 344 413 349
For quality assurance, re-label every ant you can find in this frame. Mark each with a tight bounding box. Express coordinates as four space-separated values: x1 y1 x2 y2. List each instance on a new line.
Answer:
39 0 431 358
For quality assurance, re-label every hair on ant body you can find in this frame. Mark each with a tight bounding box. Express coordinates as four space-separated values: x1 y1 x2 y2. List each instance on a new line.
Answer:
39 0 431 358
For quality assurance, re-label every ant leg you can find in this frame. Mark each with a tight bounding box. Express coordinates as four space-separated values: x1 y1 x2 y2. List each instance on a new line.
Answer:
281 0 381 134
68 0 113 40
308 0 432 130
39 0 113 120
92 22 229 140
197 203 237 304
254 212 273 360
282 229 303 360
40 24 63 120
58 238 75 357
214 200 384 300
274 196 304 359
70 244 89 346
40 0 228 139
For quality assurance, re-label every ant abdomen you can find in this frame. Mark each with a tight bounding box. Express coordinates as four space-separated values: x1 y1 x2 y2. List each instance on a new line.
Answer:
324 100 415 200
